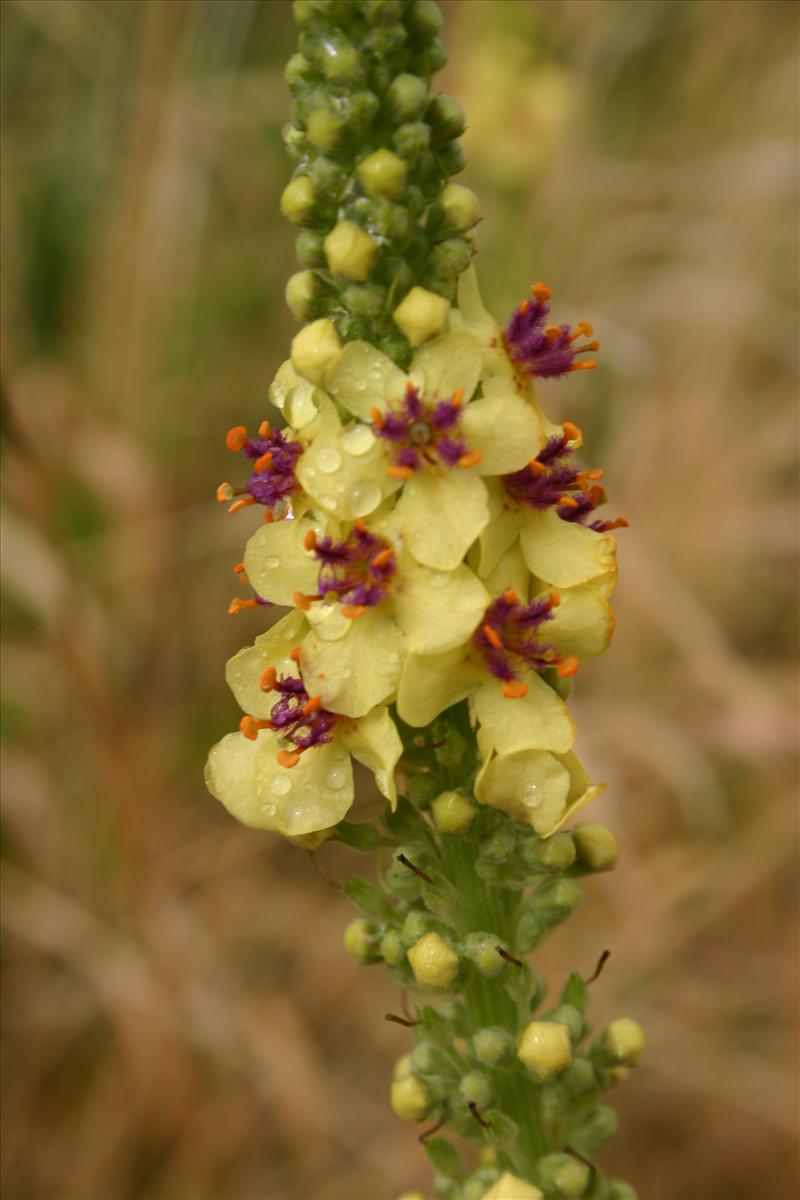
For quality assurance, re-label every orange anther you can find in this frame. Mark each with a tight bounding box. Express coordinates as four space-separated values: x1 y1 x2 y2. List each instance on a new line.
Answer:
370 406 385 428
557 656 580 678
562 421 583 444
518 299 529 315
240 715 269 740
254 451 273 473
503 588 518 605
258 420 271 437
341 604 367 619
548 588 561 609
405 380 416 393
589 484 607 504
216 482 235 503
482 623 503 649
276 749 301 768
450 387 464 409
303 694 322 715
293 591 311 611
228 597 259 615
228 496 256 515
354 518 367 532
264 509 274 523
371 547 393 568
528 459 547 476
569 360 596 371
574 321 594 339
388 464 414 480
579 468 604 481
233 562 246 574
531 282 552 302
303 529 318 551
457 449 483 469
289 647 302 662
545 325 562 340
583 340 600 352
226 425 248 452
558 496 580 509
596 517 630 532
259 666 277 691
502 680 529 700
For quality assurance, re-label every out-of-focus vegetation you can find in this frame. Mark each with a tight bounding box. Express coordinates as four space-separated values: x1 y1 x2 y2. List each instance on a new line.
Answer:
1 1 797 1198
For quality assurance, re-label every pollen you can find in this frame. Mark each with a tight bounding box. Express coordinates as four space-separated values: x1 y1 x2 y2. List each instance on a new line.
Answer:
502 680 529 699
531 282 552 302
254 451 273 473
258 420 271 437
457 449 483 469
562 421 582 444
259 666 277 691
388 464 415 479
302 694 323 715
276 749 301 768
240 715 271 740
482 623 503 649
303 529 318 551
341 604 367 619
228 597 260 614
226 425 248 452
557 656 580 678
228 496 256 515
216 482 235 502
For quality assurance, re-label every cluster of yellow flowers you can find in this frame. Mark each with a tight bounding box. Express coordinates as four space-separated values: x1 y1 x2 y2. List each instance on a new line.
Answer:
206 269 622 843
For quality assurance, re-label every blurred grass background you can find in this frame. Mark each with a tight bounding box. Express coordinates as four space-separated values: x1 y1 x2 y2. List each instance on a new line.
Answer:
1 1 798 1198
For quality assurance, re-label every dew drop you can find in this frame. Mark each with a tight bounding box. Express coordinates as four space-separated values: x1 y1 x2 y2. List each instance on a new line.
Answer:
320 495 337 511
285 386 319 429
347 478 381 517
270 774 292 796
317 446 342 473
428 571 450 589
334 481 345 494
325 762 348 790
261 801 277 816
387 652 399 665
305 466 317 479
340 423 376 456
265 555 280 569
341 667 351 679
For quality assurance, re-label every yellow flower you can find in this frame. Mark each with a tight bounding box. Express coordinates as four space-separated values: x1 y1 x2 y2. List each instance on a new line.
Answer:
474 740 606 837
204 611 402 837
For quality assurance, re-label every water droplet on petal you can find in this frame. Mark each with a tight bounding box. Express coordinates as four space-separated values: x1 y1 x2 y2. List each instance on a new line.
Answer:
429 571 450 589
347 479 381 517
261 801 277 816
265 555 280 569
387 652 399 665
326 763 348 790
317 446 342 473
320 495 337 511
340 424 376 456
270 774 292 796
341 667 351 679
285 386 320 429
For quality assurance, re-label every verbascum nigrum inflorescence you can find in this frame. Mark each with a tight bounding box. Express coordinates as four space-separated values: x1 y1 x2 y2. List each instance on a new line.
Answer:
206 3 642 1197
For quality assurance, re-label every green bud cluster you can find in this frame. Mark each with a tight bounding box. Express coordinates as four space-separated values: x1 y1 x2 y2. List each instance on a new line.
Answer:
282 0 480 363
332 703 640 1200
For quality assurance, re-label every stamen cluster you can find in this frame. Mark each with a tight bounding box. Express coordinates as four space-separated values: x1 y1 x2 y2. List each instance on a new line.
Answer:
373 382 479 477
504 283 599 379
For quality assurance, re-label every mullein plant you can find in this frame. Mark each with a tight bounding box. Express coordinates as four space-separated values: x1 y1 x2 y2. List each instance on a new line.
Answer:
206 2 643 1198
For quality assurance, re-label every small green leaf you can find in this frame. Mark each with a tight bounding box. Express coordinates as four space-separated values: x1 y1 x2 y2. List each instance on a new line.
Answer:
424 1136 463 1180
560 970 588 1012
334 821 393 852
341 876 394 918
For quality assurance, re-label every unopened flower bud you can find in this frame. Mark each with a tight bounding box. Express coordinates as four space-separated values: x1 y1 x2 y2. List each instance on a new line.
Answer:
427 94 466 141
392 286 449 346
406 0 444 37
380 928 405 966
325 221 378 281
401 910 436 944
387 72 428 121
535 1153 590 1199
348 89 381 129
560 1057 596 1096
280 175 316 224
602 1018 645 1066
570 1103 619 1152
460 1071 492 1109
438 139 466 175
291 318 341 385
481 1173 543 1200
609 1065 631 1086
285 270 317 319
480 826 516 864
390 1074 431 1122
410 1041 449 1076
573 821 619 871
607 1181 637 1200
517 1020 572 1081
307 107 346 153
473 1027 515 1067
523 831 576 873
427 237 472 285
342 282 387 319
431 790 475 834
544 1003 584 1044
343 917 379 963
295 229 326 268
393 1053 412 1080
407 931 459 989
431 182 480 233
284 53 313 89
393 120 431 160
309 154 347 195
358 148 407 198
320 38 362 83
464 932 505 979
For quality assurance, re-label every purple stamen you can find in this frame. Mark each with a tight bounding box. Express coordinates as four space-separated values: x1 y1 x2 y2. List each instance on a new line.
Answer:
241 429 302 510
472 591 562 683
503 287 597 379
313 524 396 609
503 433 611 526
268 675 339 750
373 384 473 473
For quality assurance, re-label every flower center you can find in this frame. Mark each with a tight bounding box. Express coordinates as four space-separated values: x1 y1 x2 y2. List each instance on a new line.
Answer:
503 423 628 533
472 588 579 698
299 520 397 619
503 282 599 380
216 421 302 518
371 382 482 479
240 665 339 768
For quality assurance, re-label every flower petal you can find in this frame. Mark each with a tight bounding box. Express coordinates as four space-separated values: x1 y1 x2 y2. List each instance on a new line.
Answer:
482 543 530 600
538 750 607 837
460 387 543 475
340 705 403 808
243 516 320 607
519 507 616 588
474 673 575 756
408 331 481 401
545 576 616 660
474 747 571 835
205 729 354 836
226 609 307 718
397 648 482 727
393 468 489 569
297 416 400 520
477 480 521 577
326 341 406 421
391 555 489 655
300 607 402 718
